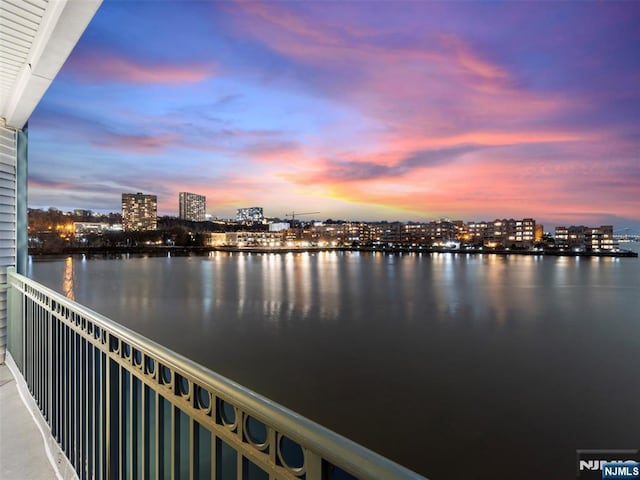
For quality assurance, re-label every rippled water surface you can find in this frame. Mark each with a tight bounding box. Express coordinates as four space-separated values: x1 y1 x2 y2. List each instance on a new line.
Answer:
30 246 640 480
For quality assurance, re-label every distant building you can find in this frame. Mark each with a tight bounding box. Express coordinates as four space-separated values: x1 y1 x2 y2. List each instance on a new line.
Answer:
586 225 615 250
204 231 283 247
379 222 403 245
73 209 92 218
236 207 264 223
73 222 109 236
424 219 458 245
554 225 616 251
269 222 290 232
179 192 206 222
461 218 537 248
555 226 569 248
122 193 157 231
514 218 535 246
534 224 544 242
466 221 488 245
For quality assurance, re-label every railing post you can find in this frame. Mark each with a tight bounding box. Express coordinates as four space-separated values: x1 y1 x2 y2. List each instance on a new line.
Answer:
16 125 27 277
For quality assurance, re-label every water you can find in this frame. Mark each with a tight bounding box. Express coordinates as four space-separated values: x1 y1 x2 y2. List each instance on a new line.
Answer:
29 247 640 480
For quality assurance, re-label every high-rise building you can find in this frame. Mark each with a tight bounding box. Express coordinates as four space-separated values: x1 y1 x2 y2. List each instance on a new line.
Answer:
179 192 206 222
122 193 157 231
236 207 264 222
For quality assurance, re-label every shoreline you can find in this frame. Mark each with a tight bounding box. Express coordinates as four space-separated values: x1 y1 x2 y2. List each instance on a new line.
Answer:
28 245 638 258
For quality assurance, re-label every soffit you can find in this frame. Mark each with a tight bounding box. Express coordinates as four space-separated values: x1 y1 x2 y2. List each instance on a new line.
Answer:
0 0 101 130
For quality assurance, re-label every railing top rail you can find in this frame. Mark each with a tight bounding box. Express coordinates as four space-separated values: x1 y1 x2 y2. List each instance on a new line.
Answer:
7 268 427 480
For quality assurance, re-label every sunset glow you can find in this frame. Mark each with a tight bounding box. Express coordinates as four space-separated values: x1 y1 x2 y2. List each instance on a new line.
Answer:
29 1 640 229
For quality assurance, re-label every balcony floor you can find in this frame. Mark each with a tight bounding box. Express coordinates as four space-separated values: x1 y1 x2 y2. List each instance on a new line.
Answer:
0 363 57 479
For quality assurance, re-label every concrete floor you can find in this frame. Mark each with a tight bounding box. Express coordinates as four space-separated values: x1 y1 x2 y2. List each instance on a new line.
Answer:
0 363 58 479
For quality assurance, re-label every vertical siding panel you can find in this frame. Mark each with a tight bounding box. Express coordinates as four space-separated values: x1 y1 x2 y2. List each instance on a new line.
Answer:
0 126 17 364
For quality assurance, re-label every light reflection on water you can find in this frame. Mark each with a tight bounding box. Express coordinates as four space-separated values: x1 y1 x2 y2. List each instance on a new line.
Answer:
62 256 74 300
29 249 640 480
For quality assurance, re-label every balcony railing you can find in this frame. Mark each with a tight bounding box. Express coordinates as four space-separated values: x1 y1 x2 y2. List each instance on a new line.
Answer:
5 268 425 480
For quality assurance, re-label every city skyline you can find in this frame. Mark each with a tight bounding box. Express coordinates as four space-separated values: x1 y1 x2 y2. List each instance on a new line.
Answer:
27 1 640 230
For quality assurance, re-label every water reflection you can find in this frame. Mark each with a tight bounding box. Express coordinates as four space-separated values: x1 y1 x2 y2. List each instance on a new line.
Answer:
63 256 74 300
28 250 640 480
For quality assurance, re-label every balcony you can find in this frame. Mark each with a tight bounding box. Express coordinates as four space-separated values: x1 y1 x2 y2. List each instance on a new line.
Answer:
0 1 424 478
2 269 424 479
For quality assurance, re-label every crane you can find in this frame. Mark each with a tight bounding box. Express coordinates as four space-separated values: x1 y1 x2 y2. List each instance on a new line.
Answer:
285 211 320 221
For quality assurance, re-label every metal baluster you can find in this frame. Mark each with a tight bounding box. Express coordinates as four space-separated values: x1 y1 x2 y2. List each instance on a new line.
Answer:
87 341 93 480
78 325 83 479
34 300 39 407
39 301 43 411
95 346 100 480
267 429 276 480
66 320 70 461
46 309 51 425
140 380 149 480
210 431 216 480
236 412 243 480
190 417 195 480
306 451 322 480
171 401 176 480
106 352 113 479
129 370 134 480
119 361 124 480
99 349 105 480
72 323 77 470
155 392 161 479
82 331 88 479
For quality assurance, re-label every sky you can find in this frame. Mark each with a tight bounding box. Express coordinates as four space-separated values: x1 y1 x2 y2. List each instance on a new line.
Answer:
29 0 640 229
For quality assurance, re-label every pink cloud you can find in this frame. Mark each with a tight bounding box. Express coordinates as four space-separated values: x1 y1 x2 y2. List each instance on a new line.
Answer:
227 0 577 151
93 132 180 153
220 1 638 224
28 178 74 190
301 152 640 223
66 53 213 84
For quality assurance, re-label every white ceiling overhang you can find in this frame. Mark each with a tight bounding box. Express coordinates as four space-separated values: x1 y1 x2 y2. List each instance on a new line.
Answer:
0 0 102 130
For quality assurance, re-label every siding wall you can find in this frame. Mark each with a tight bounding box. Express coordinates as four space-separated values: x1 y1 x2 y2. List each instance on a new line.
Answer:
0 125 17 363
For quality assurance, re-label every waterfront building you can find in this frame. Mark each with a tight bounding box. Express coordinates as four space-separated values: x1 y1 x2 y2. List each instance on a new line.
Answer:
514 218 536 247
204 231 284 247
467 221 488 245
269 222 290 232
403 223 427 245
121 192 157 231
534 224 544 242
73 222 110 237
459 218 538 248
236 206 264 222
554 225 616 251
586 225 615 250
339 222 372 245
424 219 458 245
283 228 300 242
205 232 227 246
555 226 569 248
311 223 341 244
178 191 206 222
368 223 385 243
380 222 403 245
566 226 586 250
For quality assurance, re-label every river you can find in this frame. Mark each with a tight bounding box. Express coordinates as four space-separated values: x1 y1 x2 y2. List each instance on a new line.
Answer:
29 245 640 480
